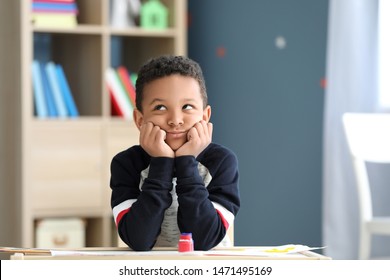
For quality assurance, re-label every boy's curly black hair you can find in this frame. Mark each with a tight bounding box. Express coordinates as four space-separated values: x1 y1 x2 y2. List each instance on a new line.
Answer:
135 55 208 112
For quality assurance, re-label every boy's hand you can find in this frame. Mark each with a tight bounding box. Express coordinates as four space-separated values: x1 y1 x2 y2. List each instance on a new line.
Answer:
175 120 213 158
139 122 175 158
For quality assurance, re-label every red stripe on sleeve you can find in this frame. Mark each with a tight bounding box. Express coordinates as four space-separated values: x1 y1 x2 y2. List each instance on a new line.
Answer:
215 209 229 229
116 208 130 227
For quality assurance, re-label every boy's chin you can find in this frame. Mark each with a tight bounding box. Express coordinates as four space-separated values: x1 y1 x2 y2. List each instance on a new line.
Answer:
166 140 186 152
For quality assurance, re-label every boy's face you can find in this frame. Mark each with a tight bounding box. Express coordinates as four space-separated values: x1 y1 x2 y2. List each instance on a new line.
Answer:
133 74 211 151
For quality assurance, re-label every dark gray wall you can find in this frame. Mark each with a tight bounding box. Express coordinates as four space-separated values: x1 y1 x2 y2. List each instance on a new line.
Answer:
188 0 328 246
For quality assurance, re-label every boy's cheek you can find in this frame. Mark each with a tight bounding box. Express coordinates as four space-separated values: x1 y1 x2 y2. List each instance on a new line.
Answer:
144 118 163 127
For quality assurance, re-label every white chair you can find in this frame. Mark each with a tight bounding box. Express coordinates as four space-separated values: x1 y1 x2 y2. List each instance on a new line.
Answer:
342 113 390 259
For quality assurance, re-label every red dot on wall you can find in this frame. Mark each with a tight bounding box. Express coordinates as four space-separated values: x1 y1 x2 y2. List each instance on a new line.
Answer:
216 46 226 58
320 78 327 89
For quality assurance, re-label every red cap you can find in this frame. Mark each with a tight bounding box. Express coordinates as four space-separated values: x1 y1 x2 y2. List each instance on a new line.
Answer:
180 233 192 240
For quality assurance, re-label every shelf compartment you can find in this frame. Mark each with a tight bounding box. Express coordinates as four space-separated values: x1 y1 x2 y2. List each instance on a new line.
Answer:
110 35 175 71
33 216 107 247
77 0 105 26
108 0 178 29
33 32 103 117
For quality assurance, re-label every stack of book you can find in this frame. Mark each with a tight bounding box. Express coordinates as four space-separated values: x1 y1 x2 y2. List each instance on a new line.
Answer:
105 66 137 120
31 0 79 28
32 60 79 118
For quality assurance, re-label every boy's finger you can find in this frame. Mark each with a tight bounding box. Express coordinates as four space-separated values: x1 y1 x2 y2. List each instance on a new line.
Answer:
156 129 166 142
187 126 199 141
195 120 207 136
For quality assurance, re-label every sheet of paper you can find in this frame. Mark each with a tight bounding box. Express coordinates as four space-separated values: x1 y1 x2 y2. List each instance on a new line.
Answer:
204 245 325 257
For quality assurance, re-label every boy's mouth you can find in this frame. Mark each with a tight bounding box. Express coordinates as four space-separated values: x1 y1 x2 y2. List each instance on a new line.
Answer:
166 131 187 139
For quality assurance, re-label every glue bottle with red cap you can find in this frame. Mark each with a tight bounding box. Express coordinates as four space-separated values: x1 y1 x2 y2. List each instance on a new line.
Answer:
178 232 194 252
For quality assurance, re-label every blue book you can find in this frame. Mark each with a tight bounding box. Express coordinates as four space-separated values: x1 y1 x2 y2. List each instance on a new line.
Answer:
31 60 48 118
56 64 79 117
32 3 78 12
45 61 68 117
40 62 58 117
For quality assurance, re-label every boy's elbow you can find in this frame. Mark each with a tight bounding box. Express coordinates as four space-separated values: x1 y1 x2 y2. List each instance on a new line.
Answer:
193 238 219 251
194 243 214 251
120 235 155 251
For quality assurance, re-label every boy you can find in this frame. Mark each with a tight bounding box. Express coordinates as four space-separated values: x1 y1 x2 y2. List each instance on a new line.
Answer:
110 55 240 251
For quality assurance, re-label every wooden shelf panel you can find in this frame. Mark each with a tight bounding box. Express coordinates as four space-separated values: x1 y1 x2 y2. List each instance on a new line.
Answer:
109 27 178 37
30 122 104 211
33 25 105 35
33 26 179 37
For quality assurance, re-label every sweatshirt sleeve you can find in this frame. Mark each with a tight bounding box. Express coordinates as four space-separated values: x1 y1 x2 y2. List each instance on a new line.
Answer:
175 147 240 250
110 150 174 251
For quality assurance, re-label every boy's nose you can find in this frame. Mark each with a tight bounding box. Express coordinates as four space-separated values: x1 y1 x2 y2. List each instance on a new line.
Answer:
168 111 184 126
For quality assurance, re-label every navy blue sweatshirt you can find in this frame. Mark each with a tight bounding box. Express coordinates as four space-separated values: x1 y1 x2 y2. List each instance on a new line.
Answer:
110 143 240 251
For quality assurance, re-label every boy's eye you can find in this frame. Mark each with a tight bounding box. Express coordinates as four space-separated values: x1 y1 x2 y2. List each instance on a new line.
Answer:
183 104 194 110
154 104 167 111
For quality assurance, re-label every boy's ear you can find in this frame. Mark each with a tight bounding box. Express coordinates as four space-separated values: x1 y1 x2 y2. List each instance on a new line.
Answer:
203 105 212 122
133 109 144 130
